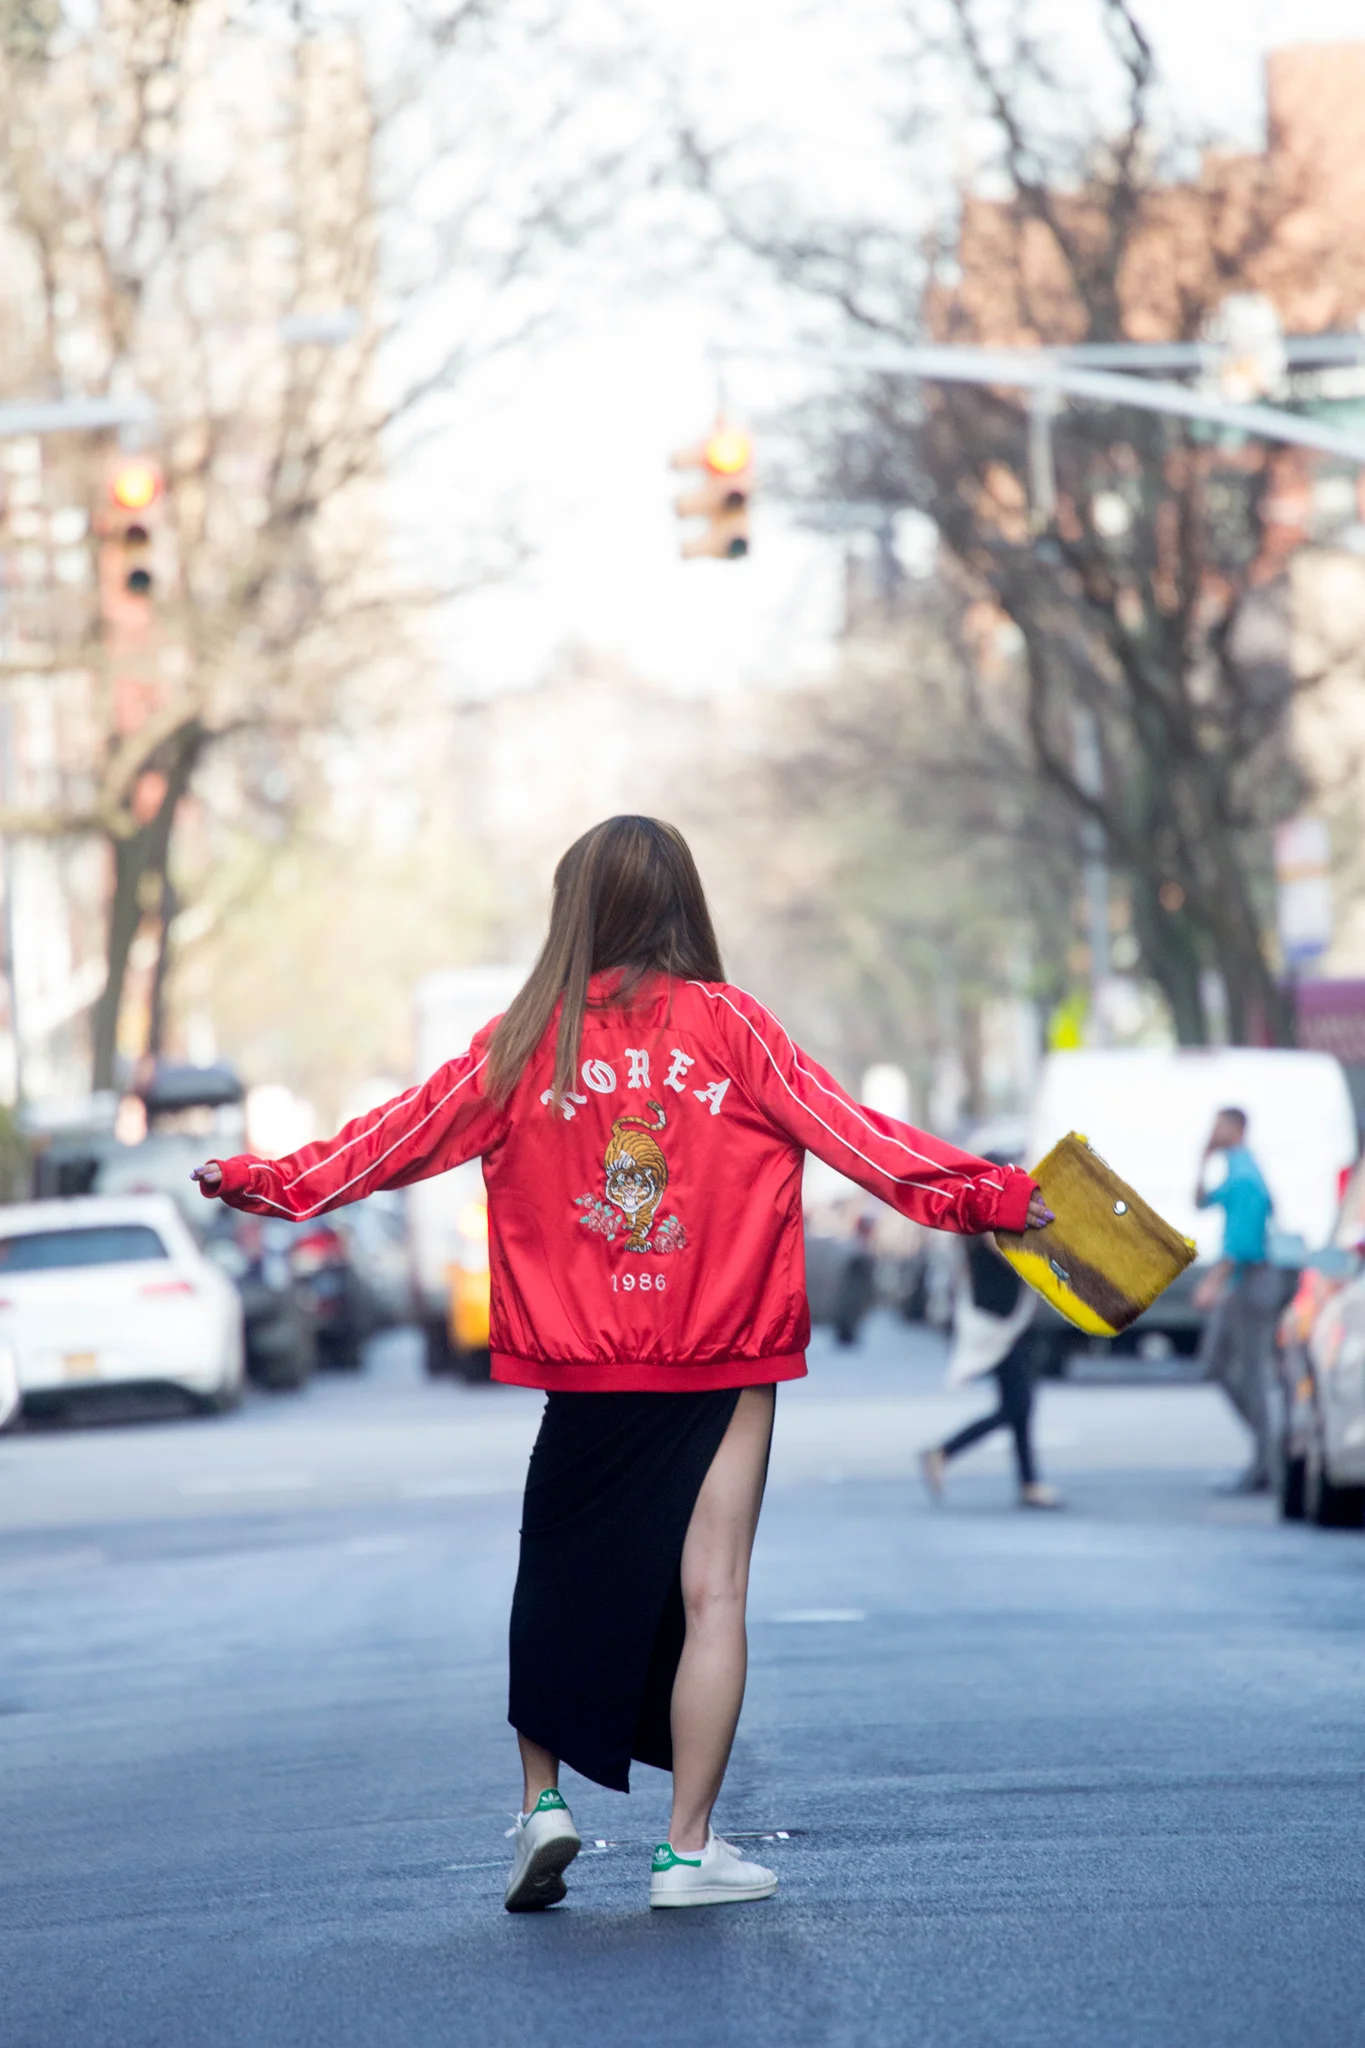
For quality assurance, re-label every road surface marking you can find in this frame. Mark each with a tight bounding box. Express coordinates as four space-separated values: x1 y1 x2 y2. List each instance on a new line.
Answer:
771 1608 867 1623
177 1471 317 1495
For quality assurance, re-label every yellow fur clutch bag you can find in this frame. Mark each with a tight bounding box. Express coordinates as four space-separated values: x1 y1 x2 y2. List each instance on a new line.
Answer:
994 1132 1196 1337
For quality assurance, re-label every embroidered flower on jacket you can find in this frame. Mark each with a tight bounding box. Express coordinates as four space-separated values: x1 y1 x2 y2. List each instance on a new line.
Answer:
574 1197 687 1256
651 1214 687 1254
575 1194 621 1241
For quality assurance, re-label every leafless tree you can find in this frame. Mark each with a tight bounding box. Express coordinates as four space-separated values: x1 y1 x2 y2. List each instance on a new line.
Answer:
0 0 640 1087
687 577 1077 1113
683 0 1358 1045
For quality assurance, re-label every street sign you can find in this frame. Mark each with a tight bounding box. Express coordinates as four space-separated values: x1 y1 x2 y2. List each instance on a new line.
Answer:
1202 294 1287 405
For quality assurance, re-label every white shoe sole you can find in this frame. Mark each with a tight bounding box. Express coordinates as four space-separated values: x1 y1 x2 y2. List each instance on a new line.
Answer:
650 1877 778 1909
504 1829 581 1912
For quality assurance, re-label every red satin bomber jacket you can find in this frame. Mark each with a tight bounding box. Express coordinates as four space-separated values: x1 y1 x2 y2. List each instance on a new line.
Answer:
204 975 1037 1393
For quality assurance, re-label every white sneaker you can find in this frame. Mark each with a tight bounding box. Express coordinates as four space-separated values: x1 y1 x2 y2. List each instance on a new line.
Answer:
649 1828 778 1908
1019 1482 1063 1510
503 1789 582 1912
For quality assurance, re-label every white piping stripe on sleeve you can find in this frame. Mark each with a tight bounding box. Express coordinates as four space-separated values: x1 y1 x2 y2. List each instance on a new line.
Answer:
247 1053 491 1221
279 1077 427 1190
688 982 1005 1196
788 1055 1003 1191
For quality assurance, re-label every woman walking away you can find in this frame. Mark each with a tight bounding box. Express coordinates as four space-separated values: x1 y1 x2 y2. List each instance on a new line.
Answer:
193 817 1051 1915
921 1207 1062 1510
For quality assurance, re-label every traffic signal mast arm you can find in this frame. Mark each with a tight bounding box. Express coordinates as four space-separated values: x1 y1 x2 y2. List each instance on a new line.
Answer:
708 341 1365 465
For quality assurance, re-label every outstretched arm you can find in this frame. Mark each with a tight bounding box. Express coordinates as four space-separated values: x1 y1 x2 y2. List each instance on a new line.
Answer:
192 1026 507 1221
700 984 1051 1236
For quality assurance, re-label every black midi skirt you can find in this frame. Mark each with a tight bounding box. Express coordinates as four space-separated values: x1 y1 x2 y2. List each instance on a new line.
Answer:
508 1389 742 1793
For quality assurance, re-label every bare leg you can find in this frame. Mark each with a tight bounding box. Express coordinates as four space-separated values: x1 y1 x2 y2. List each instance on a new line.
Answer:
517 1733 559 1815
667 1385 775 1852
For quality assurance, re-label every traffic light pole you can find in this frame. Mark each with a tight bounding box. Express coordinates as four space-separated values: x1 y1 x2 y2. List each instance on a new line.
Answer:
712 332 1365 1046
0 394 157 441
712 339 1365 464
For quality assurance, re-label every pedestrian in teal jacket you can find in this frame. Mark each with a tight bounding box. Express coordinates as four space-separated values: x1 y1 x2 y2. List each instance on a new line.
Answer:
1195 1107 1278 1493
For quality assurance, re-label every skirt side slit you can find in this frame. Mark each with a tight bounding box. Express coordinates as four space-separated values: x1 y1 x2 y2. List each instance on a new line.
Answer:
508 1388 742 1793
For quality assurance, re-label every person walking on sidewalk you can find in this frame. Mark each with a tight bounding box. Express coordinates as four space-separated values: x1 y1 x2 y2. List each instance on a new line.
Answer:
1194 1106 1278 1494
192 816 1051 1915
920 1209 1061 1511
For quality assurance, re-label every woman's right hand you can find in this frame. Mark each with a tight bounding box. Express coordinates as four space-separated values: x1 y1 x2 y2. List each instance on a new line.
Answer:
191 1163 223 1195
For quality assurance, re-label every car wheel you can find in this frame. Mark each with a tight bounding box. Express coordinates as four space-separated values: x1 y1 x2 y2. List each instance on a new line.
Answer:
200 1375 243 1416
318 1331 364 1373
455 1345 492 1385
1305 1422 1365 1528
1278 1452 1307 1521
255 1327 317 1392
424 1316 457 1377
268 1341 316 1392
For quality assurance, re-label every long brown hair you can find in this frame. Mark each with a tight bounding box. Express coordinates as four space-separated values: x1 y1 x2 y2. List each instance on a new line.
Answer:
487 816 725 1105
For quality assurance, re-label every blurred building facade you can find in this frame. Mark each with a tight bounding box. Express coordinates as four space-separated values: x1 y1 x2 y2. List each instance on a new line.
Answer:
934 38 1365 1004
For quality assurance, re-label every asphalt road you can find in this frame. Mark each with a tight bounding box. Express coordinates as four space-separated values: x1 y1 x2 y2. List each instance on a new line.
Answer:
5 1318 1365 2047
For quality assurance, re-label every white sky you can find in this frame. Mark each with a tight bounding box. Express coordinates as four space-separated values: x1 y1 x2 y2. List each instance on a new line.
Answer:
407 0 1365 703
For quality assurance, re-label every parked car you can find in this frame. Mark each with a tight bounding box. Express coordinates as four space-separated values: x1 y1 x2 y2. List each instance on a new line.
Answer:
408 967 524 1384
201 1210 319 1391
200 1183 410 1384
0 1338 18 1432
803 1156 925 1344
1023 1048 1357 1375
27 1066 247 1226
0 1194 244 1419
332 1191 415 1336
95 1130 224 1235
25 1093 122 1200
285 1216 367 1371
1277 1156 1365 1526
234 1198 412 1375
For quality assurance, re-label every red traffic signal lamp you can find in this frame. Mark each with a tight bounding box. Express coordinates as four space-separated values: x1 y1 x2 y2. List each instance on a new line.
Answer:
671 423 753 560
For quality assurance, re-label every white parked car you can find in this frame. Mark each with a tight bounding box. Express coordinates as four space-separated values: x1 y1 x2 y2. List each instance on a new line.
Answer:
0 1194 245 1421
0 1333 17 1430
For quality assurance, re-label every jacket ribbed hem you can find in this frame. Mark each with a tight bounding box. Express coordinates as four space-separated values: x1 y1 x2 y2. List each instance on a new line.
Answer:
491 1350 808 1393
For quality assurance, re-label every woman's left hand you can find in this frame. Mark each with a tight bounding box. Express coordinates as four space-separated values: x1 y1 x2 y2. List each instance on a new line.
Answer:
1025 1190 1054 1230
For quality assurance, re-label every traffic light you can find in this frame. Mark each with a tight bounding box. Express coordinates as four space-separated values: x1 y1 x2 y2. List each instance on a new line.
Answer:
671 423 753 560
108 459 162 599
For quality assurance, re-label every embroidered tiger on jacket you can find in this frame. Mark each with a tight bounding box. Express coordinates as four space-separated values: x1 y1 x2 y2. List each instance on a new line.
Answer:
602 1100 668 1252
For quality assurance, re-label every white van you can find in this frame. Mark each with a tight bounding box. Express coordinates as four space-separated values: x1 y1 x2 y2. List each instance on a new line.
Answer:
1025 1048 1358 1365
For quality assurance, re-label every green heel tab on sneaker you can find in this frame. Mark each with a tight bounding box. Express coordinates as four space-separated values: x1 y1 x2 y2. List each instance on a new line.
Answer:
652 1843 703 1871
532 1789 569 1815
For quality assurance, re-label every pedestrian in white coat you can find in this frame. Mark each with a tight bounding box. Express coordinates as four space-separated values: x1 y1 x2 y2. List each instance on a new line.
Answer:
921 1210 1062 1509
